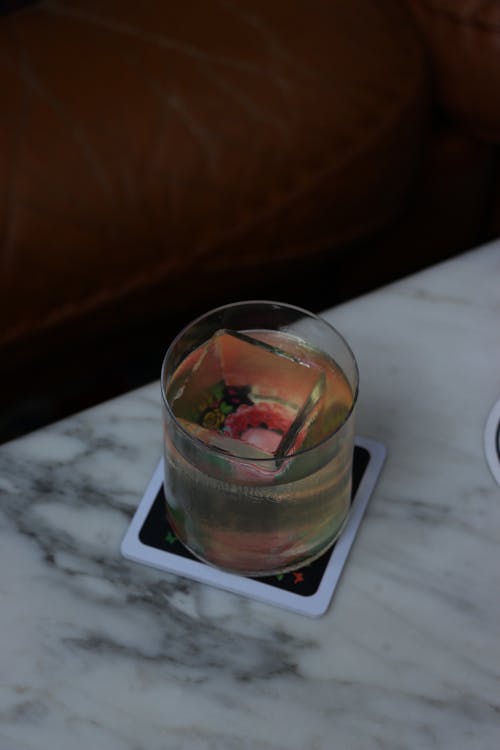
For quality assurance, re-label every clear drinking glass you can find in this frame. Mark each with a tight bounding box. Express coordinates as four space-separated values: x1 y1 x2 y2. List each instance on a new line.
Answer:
161 301 358 576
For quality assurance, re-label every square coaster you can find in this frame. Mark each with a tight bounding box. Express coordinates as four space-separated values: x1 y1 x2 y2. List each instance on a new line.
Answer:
121 436 386 617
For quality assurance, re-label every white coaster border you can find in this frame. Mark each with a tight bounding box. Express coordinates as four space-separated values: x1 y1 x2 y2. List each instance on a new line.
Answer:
484 398 500 486
121 436 386 617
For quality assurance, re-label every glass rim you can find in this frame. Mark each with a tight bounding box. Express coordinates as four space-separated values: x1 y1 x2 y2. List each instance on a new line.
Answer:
160 300 359 462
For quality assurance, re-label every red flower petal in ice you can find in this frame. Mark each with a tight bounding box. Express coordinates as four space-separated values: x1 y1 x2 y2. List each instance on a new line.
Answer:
224 402 295 439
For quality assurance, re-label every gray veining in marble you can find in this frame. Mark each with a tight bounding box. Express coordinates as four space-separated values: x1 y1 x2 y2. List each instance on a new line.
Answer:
1 241 500 750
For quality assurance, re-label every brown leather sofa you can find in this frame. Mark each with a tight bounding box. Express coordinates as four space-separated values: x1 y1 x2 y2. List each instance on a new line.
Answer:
1 0 499 441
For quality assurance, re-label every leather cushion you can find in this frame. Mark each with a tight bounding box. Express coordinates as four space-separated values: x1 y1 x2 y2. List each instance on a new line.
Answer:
1 0 428 348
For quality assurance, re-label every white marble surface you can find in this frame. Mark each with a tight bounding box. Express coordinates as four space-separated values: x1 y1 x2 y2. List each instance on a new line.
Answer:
1 241 499 750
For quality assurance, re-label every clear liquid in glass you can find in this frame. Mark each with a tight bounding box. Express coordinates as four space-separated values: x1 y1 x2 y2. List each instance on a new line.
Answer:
163 329 355 576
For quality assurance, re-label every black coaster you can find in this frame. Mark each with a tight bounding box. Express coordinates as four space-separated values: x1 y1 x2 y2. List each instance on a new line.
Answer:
121 437 386 617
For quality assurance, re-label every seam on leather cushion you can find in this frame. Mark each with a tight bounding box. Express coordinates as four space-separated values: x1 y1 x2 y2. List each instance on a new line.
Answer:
410 0 500 32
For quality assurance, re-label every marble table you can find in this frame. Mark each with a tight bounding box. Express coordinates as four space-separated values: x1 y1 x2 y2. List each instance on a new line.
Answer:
1 240 499 750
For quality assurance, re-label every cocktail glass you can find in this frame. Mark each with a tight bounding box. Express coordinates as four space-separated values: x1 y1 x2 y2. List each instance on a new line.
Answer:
161 301 358 576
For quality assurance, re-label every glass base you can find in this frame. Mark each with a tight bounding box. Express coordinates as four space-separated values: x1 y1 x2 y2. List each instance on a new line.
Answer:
166 507 351 578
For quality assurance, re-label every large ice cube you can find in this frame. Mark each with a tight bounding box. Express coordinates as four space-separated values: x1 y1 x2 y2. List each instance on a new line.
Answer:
168 330 326 458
